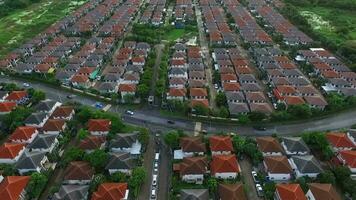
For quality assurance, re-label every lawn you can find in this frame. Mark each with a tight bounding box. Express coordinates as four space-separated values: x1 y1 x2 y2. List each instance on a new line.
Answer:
0 0 88 58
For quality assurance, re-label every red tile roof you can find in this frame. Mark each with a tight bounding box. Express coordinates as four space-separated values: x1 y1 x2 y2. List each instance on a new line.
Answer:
209 136 234 152
256 137 284 153
0 143 25 159
180 137 206 152
91 183 128 200
284 96 305 105
42 119 66 132
9 126 37 142
219 183 247 200
119 84 136 92
223 82 240 91
276 184 307 200
211 154 240 175
191 99 209 108
169 88 186 97
308 183 341 200
64 161 94 181
79 136 106 151
264 156 292 174
5 91 27 101
50 106 74 119
179 156 208 176
71 74 89 83
326 132 355 149
338 150 356 168
0 176 30 200
0 102 16 112
88 119 111 132
190 88 207 97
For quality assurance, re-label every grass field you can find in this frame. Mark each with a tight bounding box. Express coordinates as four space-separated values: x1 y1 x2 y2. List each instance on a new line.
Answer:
0 0 87 58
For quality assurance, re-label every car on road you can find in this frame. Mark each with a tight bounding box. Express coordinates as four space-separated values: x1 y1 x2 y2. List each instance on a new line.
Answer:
214 84 219 89
167 120 175 124
251 171 259 183
253 126 267 131
155 153 160 161
23 83 30 88
94 102 104 109
125 110 134 115
152 174 157 187
66 95 76 99
256 184 264 197
151 189 156 199
154 162 158 173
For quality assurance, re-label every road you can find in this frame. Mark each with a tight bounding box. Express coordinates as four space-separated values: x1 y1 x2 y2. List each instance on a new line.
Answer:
240 159 262 200
138 134 155 200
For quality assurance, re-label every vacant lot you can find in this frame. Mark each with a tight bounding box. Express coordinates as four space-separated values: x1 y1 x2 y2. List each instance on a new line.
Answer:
0 0 87 58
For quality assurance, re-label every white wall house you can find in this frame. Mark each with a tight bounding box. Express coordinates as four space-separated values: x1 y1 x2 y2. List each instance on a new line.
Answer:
110 141 142 155
213 172 238 179
182 174 204 184
0 147 25 164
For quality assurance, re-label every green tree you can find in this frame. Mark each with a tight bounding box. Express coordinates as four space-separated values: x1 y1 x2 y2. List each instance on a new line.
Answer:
84 149 109 172
263 182 276 200
164 131 181 149
216 92 227 107
0 164 17 176
77 128 89 140
28 88 46 104
129 167 147 198
207 177 218 196
89 174 106 193
316 170 336 185
248 112 267 121
192 104 210 116
138 129 150 147
232 135 245 156
110 171 128 182
287 104 312 119
63 147 85 165
2 106 33 132
137 84 150 100
26 172 48 199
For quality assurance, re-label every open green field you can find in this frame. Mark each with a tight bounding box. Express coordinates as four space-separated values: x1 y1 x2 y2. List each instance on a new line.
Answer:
0 0 87 58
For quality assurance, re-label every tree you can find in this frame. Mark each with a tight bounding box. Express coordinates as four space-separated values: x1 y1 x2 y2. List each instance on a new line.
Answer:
0 164 16 176
316 170 336 185
26 172 48 199
248 112 267 121
138 129 150 147
28 88 46 104
77 128 89 140
129 167 147 198
207 177 218 196
287 104 312 119
2 106 33 132
232 135 245 156
137 84 150 100
216 92 227 107
110 172 128 182
84 149 109 172
63 147 85 165
263 182 276 200
164 131 181 149
89 174 106 193
192 104 210 116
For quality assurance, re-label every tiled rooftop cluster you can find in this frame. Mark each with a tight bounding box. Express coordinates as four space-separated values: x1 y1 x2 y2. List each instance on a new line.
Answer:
141 0 167 26
174 0 194 23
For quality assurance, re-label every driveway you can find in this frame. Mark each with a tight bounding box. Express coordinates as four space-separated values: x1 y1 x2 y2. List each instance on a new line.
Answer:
157 138 172 200
240 159 262 200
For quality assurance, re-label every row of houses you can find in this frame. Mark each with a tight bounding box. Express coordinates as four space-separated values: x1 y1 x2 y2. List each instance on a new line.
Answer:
253 47 328 110
212 48 273 115
174 0 194 24
140 0 167 26
199 0 237 45
166 43 211 108
248 0 313 46
0 90 29 114
222 0 273 45
296 48 356 96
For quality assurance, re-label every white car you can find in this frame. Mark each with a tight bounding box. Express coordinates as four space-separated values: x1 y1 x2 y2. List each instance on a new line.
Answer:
256 184 264 197
154 162 158 173
152 175 157 187
23 83 30 87
251 171 259 183
125 110 134 115
151 189 156 199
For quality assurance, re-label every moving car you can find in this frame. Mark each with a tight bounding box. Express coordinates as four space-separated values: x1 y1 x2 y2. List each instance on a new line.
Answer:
94 102 104 109
67 95 76 99
23 83 30 87
125 110 134 115
167 120 175 124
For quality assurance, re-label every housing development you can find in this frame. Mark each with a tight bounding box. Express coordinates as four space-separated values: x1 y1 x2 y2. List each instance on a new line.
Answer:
0 0 355 199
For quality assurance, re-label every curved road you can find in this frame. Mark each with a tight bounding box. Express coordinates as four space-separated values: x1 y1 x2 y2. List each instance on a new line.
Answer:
3 77 356 136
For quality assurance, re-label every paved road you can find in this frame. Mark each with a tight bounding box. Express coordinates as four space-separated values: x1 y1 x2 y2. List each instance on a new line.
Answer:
240 159 262 200
157 138 172 200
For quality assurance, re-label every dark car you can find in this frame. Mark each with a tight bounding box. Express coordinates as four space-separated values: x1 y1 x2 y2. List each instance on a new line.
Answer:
167 120 175 124
253 126 267 131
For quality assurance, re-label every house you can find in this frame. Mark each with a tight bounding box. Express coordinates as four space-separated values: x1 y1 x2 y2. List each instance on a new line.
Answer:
326 132 355 152
219 183 247 200
24 112 49 127
275 184 307 200
27 134 58 153
0 176 30 200
190 88 208 99
109 133 142 155
50 106 75 120
174 137 206 159
337 150 356 174
63 161 94 185
305 183 341 200
34 99 61 114
175 157 208 184
0 143 26 164
87 119 111 135
210 154 241 179
79 136 106 153
8 126 38 144
180 189 209 200
256 137 284 156
71 75 91 88
289 155 323 178
105 153 135 175
209 136 234 155
167 88 187 101
15 151 48 175
228 102 250 115
119 84 136 99
5 91 28 105
0 102 17 114
42 119 66 135
304 96 328 110
264 156 293 181
53 185 89 200
281 137 310 156
347 129 356 145
91 183 129 200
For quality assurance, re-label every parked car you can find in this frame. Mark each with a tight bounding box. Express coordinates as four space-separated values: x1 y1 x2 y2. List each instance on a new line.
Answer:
151 189 156 199
67 95 76 99
253 126 266 131
154 162 158 173
152 174 157 187
256 184 264 197
251 171 259 183
94 102 104 109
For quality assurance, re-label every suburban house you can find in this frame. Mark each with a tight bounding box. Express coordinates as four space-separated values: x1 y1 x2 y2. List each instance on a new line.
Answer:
87 119 111 135
5 91 28 105
91 183 129 200
71 74 91 88
63 161 94 185
210 154 241 179
190 88 208 99
275 184 307 200
209 136 234 155
218 183 247 200
326 132 355 152
8 126 38 144
79 136 106 153
0 101 17 114
15 151 48 175
167 88 187 101
174 137 207 159
263 156 293 181
289 155 323 178
53 185 89 200
105 152 135 175
337 150 356 176
42 119 66 135
119 84 136 99
24 112 49 127
109 133 142 155
50 106 75 120
180 189 209 200
0 176 30 200
27 134 58 153
305 183 341 200
174 156 208 184
256 137 284 156
281 137 310 156
0 143 26 164
34 99 61 114
347 129 356 145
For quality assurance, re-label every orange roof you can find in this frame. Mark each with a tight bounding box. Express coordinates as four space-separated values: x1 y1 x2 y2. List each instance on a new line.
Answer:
326 132 355 148
190 88 207 97
339 150 356 168
0 176 30 200
264 156 292 174
307 183 341 200
0 143 25 159
88 119 111 132
64 161 94 181
221 73 237 82
276 85 297 94
284 96 305 105
77 67 95 74
179 156 208 176
50 106 74 119
211 154 240 174
169 88 186 97
191 99 209 108
209 136 234 152
256 137 284 153
0 102 16 112
79 136 106 150
223 82 240 91
5 91 27 101
42 119 66 132
119 84 136 92
276 184 307 200
9 126 37 141
91 183 128 200
71 74 89 83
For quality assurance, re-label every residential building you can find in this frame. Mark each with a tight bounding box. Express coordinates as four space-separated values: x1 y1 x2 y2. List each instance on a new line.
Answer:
256 137 284 156
180 189 209 200
275 184 307 200
105 153 135 175
0 102 17 114
109 133 142 155
79 136 106 153
50 106 75 120
27 134 58 153
8 126 38 144
91 183 129 200
87 119 111 135
0 143 26 164
174 137 206 159
218 183 247 200
42 119 66 135
209 136 234 155
24 112 49 127
281 137 310 156
5 91 28 105
326 132 355 152
305 183 341 200
264 156 293 181
53 185 89 200
337 150 356 175
63 161 94 185
175 157 208 184
15 151 48 175
0 176 30 200
210 154 241 179
34 99 61 114
289 155 323 178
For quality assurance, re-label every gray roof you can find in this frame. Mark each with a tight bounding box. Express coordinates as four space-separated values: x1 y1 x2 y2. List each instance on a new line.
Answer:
291 155 323 174
103 73 120 81
170 68 186 75
27 134 57 149
180 189 209 200
34 100 58 112
226 91 245 102
228 102 250 115
105 152 135 170
282 137 310 153
0 91 8 99
97 82 116 91
53 185 89 200
16 151 46 170
109 133 138 149
25 112 48 125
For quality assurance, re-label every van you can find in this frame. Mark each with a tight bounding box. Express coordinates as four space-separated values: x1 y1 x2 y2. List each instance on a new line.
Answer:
155 153 160 161
151 189 156 199
152 175 157 186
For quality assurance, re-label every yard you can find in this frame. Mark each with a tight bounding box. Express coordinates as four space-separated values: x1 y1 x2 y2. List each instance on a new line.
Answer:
0 0 88 58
